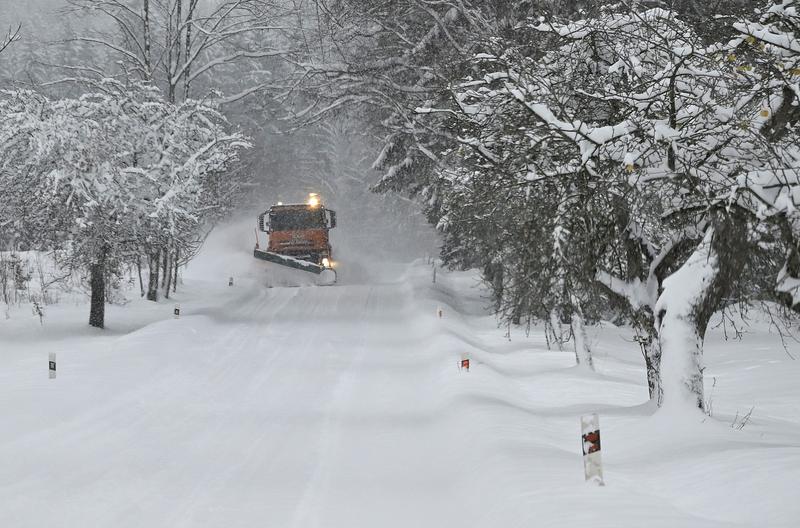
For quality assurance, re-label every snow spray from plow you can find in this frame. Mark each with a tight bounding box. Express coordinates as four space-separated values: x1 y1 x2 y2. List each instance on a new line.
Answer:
253 248 337 286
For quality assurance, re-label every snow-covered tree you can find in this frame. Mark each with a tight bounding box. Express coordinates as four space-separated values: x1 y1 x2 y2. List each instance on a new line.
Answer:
64 0 291 103
0 80 249 327
733 0 800 309
428 5 799 411
289 1 514 213
429 9 660 380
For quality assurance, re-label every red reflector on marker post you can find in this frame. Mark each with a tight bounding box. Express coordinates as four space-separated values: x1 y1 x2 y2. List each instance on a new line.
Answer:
581 413 604 485
460 359 470 371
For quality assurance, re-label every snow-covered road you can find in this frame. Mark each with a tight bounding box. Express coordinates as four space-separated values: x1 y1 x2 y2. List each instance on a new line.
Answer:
1 238 799 527
0 265 464 527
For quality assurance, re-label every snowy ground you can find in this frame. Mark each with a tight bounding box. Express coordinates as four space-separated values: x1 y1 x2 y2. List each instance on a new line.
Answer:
1 226 799 527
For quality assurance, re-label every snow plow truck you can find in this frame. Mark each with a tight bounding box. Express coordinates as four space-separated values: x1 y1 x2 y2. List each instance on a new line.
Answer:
254 193 337 285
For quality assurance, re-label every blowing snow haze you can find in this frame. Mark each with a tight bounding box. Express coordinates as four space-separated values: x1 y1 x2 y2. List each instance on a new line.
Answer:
1 1 800 527
1 0 65 27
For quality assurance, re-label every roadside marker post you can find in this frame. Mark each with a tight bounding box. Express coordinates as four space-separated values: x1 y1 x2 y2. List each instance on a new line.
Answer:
229 277 234 287
581 413 604 486
460 358 470 371
49 353 56 379
174 304 181 319
437 307 443 319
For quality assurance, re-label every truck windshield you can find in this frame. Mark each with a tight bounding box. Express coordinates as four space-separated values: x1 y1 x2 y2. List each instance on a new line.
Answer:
270 208 325 231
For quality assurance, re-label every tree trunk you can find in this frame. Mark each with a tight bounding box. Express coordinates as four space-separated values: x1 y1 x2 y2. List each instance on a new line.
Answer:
143 0 152 79
147 251 160 301
639 331 662 404
484 262 504 312
89 248 107 328
173 249 180 293
570 295 594 370
629 306 663 403
164 250 173 299
167 0 181 103
184 0 197 99
655 216 748 412
161 249 169 287
549 308 566 350
775 218 800 312
656 303 706 411
136 256 145 297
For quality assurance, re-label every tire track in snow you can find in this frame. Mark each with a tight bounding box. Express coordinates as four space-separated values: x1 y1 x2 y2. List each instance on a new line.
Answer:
288 286 373 528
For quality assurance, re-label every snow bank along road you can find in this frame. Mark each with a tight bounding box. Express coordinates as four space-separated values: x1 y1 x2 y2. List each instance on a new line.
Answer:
1 258 799 527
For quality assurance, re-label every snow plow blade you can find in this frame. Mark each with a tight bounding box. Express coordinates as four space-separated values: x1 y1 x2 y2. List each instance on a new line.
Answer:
253 248 337 285
254 248 325 273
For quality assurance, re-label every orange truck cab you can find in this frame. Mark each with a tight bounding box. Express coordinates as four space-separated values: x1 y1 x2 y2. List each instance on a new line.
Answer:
257 195 336 267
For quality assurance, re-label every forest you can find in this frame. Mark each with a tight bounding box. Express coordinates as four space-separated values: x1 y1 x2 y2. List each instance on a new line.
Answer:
1 0 799 420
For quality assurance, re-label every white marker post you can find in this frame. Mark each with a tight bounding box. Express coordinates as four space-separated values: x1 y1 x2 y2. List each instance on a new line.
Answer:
49 353 56 379
174 304 181 319
581 414 604 485
460 358 470 371
229 277 234 287
437 306 443 319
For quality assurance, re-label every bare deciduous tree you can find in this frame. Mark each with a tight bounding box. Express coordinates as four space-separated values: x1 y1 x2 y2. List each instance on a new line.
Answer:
64 0 293 103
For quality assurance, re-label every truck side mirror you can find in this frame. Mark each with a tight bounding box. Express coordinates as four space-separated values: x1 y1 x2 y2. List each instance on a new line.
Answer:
258 212 271 233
